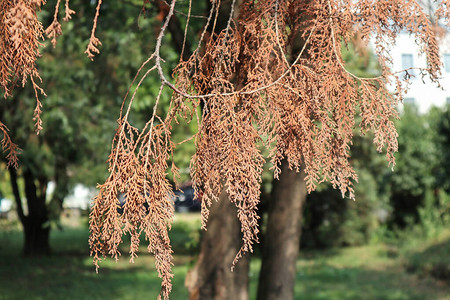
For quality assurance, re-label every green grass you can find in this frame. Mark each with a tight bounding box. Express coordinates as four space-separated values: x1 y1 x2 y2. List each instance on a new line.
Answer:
0 214 449 300
0 219 193 300
401 230 450 282
290 245 450 300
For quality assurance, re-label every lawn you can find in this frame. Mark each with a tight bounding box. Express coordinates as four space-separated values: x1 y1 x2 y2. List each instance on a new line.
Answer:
0 214 449 300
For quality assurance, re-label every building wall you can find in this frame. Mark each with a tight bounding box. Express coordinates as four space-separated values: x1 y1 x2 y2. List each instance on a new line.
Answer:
389 33 450 113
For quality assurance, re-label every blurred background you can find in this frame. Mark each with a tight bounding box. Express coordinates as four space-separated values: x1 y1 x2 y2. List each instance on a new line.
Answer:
0 1 449 299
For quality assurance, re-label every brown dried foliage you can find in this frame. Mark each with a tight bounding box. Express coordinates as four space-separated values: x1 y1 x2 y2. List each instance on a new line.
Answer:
0 0 448 298
437 0 450 25
45 0 75 47
0 121 19 168
89 62 176 299
0 0 74 165
87 0 448 298
84 0 103 60
0 0 46 135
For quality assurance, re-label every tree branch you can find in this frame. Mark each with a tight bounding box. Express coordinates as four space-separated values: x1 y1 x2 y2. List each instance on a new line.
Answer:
156 0 193 61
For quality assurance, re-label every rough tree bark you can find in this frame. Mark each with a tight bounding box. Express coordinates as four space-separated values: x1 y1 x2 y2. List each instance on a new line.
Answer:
257 161 307 300
185 188 250 300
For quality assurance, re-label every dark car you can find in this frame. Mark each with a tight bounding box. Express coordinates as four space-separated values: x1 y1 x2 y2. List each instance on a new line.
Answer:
116 183 201 214
172 185 201 213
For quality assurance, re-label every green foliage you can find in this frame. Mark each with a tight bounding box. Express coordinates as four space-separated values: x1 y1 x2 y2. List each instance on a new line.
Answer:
372 104 450 280
302 168 384 248
168 216 201 255
300 103 450 248
383 105 444 228
416 190 450 238
402 230 450 282
435 105 450 191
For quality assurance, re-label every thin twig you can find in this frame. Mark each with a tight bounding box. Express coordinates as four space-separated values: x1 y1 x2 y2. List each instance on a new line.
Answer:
180 0 192 61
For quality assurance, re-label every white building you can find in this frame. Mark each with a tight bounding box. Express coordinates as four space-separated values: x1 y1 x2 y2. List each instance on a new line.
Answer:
47 182 96 210
389 32 450 113
64 184 96 210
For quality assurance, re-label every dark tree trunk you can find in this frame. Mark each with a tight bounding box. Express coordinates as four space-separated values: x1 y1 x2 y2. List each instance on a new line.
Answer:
9 168 24 222
11 168 51 256
23 169 50 256
22 217 50 256
185 188 250 300
257 161 307 300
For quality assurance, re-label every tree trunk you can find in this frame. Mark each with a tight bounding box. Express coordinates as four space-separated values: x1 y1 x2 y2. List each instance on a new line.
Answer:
257 161 307 300
22 169 50 256
22 217 50 256
185 188 250 300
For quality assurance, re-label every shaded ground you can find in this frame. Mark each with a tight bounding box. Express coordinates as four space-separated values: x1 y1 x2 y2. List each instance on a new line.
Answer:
291 245 450 300
0 215 449 300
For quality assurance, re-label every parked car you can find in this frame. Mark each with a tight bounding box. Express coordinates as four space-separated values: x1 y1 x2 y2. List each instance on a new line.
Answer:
172 184 201 213
116 183 201 214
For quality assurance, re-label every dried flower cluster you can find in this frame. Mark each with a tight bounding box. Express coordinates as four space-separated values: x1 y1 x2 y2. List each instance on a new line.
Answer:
1 0 449 299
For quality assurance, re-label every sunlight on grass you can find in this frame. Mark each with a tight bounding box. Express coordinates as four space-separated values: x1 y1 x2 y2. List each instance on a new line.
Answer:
0 216 449 300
